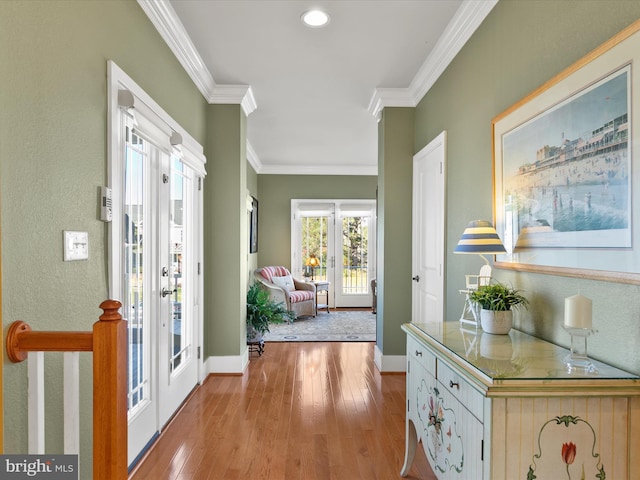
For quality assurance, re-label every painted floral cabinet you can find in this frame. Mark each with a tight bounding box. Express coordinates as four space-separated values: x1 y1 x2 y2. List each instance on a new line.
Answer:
401 322 640 480
403 334 483 479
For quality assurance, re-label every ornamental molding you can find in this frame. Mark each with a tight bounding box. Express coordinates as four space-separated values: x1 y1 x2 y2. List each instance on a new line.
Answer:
368 0 499 120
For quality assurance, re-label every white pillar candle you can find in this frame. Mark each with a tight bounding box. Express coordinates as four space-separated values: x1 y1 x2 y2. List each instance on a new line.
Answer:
564 294 592 329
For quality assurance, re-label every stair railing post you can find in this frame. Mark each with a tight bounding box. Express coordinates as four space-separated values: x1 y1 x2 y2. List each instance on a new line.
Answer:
93 300 128 480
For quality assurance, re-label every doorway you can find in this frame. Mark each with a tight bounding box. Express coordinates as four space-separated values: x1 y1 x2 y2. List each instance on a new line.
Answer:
108 62 205 467
291 200 376 309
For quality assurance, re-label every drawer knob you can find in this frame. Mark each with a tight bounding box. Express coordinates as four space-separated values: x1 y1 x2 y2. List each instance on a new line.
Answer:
449 380 459 389
415 350 422 357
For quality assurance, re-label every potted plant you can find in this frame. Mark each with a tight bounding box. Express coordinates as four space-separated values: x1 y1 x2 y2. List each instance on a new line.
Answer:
469 282 529 334
246 282 295 342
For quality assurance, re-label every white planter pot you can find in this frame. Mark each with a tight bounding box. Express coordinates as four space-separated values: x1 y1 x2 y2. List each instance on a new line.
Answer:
480 309 513 335
246 325 263 343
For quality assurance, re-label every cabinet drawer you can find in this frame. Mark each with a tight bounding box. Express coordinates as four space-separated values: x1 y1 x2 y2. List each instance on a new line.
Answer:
437 360 483 422
407 335 436 377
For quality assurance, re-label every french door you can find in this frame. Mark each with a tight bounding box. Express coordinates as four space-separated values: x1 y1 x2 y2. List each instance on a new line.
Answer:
121 130 200 466
108 62 205 468
292 200 376 308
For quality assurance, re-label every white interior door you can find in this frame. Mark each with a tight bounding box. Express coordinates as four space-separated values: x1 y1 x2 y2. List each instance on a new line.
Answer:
412 131 446 323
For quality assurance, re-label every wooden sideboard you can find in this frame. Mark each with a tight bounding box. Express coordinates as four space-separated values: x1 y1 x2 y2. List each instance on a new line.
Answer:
401 321 640 479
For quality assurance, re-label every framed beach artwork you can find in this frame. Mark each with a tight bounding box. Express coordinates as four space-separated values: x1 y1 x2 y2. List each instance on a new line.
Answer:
493 20 640 284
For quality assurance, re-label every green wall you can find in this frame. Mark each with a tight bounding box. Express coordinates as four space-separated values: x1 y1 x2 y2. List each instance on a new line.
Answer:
415 0 640 374
204 104 248 357
256 175 377 267
0 0 206 475
377 108 415 355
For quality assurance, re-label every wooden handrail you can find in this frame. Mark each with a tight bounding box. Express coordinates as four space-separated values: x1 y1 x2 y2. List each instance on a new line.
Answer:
5 299 128 480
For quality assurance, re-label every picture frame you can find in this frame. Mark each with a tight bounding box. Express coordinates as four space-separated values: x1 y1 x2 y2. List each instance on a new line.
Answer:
492 20 640 284
249 196 259 254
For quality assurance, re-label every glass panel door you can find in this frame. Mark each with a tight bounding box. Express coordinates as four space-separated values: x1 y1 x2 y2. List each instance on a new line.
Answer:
157 157 198 426
335 213 374 307
123 132 199 465
292 200 376 310
123 130 157 465
300 216 330 282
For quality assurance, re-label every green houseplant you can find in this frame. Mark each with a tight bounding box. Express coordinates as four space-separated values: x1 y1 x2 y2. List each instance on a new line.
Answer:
246 282 295 341
469 283 529 334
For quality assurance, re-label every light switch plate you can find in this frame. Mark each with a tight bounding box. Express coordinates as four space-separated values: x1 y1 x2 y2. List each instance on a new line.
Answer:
64 231 89 261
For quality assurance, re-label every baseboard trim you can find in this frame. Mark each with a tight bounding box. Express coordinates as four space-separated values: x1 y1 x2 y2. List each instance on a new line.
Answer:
374 345 406 373
204 347 249 375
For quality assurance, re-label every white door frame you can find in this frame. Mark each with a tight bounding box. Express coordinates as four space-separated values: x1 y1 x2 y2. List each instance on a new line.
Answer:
107 61 206 466
291 199 376 309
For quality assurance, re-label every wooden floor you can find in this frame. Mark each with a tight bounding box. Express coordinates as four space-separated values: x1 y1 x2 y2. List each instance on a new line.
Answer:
129 342 435 480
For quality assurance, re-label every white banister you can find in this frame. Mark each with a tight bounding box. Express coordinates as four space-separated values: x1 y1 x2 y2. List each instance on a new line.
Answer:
63 351 80 454
27 351 81 456
7 300 128 479
27 351 45 454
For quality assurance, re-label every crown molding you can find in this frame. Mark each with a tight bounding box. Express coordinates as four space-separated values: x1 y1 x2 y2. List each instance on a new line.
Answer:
245 145 377 176
211 85 258 116
258 163 378 176
138 0 257 114
246 141 262 173
137 0 215 98
368 0 498 119
367 88 415 120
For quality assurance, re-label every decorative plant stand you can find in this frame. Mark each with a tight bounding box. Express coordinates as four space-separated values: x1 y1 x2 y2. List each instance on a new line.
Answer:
248 338 265 357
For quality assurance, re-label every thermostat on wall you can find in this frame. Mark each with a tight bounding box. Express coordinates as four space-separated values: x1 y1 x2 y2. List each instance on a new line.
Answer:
63 231 89 261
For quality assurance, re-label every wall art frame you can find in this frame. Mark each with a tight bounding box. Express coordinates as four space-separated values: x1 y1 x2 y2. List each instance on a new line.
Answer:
492 20 640 284
249 196 259 254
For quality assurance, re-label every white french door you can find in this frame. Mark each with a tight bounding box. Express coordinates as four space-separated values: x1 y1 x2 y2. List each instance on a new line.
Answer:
334 205 376 307
108 62 205 469
292 200 376 308
121 130 200 466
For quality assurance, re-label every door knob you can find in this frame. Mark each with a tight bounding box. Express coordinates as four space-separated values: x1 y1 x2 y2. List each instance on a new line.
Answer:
161 287 176 298
412 275 420 282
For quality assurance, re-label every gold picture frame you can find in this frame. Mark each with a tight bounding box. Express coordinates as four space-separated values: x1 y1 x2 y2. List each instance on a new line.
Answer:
493 20 640 284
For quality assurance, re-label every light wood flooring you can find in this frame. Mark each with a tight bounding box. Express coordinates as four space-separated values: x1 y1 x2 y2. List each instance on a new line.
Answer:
129 341 435 480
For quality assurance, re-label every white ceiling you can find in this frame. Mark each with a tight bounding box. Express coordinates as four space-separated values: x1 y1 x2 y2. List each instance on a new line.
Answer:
140 0 497 175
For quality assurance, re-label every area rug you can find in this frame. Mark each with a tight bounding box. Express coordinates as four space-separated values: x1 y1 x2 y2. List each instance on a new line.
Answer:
262 309 376 342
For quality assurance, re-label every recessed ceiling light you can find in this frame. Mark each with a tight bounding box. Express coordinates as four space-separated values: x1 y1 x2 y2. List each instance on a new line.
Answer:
301 9 330 28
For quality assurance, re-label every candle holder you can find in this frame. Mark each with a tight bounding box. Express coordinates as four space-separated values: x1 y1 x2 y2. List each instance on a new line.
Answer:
562 326 598 374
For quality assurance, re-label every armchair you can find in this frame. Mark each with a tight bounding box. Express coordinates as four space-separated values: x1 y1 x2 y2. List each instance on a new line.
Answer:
254 266 316 320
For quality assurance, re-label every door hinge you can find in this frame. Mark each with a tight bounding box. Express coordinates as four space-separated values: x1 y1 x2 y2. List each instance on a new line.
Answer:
440 161 443 174
197 346 201 360
197 262 201 275
481 439 484 461
198 177 202 191
163 173 169 184
407 398 410 412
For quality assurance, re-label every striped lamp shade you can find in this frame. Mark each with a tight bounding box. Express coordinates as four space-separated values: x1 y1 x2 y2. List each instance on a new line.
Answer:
454 220 506 255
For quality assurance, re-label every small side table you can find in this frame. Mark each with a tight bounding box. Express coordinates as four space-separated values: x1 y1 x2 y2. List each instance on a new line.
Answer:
313 281 330 314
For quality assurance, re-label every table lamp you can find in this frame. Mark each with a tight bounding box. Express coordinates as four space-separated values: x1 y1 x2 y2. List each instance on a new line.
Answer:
307 255 320 281
453 220 507 265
